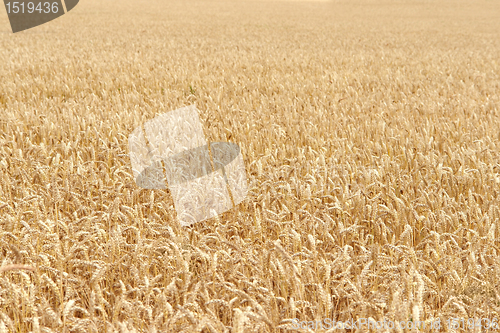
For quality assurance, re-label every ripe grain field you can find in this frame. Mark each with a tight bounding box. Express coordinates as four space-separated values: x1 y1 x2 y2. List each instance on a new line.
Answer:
1 0 500 332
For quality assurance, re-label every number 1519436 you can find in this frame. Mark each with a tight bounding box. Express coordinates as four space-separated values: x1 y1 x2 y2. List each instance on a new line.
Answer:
5 2 59 14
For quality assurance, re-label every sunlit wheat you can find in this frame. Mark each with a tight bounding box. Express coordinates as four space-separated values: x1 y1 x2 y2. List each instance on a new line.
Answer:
0 0 499 332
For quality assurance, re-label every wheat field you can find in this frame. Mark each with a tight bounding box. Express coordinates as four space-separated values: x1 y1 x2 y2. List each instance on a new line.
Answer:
1 0 500 332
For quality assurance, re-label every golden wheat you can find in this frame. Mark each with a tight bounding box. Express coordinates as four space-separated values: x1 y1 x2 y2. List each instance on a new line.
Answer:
1 0 500 332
